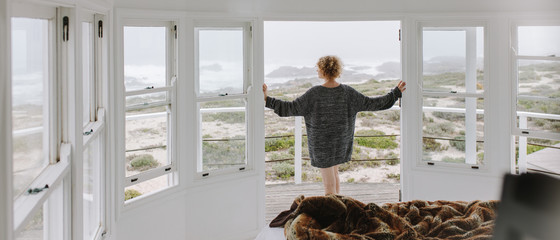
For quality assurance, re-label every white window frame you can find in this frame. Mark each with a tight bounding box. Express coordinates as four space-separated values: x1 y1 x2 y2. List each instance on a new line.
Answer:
10 3 69 238
118 18 179 205
194 21 254 179
511 19 560 173
79 10 106 240
417 21 489 170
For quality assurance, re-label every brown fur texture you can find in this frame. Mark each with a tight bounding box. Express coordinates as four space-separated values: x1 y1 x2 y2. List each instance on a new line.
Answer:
281 195 499 240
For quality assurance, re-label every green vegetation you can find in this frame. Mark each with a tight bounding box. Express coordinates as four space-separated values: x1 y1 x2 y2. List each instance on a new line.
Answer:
268 152 294 161
527 144 545 155
450 136 466 151
433 111 463 122
424 122 455 136
271 162 295 180
422 72 465 90
128 154 159 171
423 138 447 152
202 112 245 124
386 173 400 181
202 137 245 170
355 129 398 149
125 189 142 201
265 136 295 152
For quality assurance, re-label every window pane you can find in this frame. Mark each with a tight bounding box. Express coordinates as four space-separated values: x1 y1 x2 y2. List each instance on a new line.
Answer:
197 28 244 97
517 60 560 98
16 206 43 240
124 26 167 91
200 99 246 172
125 173 172 201
83 22 93 126
83 137 100 240
518 26 560 57
423 27 484 93
125 92 167 109
12 18 50 198
126 110 169 177
423 97 484 164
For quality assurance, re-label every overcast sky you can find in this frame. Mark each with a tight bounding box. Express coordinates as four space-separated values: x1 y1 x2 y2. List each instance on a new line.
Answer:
264 21 401 72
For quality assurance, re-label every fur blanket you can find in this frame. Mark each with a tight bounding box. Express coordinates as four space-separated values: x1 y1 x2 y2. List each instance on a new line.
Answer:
272 195 499 240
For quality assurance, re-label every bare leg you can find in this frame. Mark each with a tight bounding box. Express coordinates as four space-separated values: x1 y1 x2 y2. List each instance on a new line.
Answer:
320 166 340 195
334 165 340 194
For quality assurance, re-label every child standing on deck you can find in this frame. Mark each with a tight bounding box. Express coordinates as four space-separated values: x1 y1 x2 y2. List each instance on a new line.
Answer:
263 55 406 195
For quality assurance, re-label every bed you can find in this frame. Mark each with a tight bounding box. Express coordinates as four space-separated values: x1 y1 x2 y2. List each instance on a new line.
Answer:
258 194 498 240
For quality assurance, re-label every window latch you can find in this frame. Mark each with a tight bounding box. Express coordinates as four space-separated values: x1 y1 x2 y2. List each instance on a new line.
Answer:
63 16 69 42
27 184 49 195
84 129 94 136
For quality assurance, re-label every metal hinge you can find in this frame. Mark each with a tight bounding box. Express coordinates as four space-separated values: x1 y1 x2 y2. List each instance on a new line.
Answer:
398 29 401 41
250 25 253 38
63 16 69 42
98 20 103 38
174 25 177 39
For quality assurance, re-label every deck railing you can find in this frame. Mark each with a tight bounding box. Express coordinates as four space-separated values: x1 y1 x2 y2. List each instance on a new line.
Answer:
13 107 560 180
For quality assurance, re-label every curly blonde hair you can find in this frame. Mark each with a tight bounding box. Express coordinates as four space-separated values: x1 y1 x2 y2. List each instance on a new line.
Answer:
317 55 343 80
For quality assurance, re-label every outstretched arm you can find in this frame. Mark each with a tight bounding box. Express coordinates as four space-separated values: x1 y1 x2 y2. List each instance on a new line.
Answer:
263 84 307 117
357 81 405 112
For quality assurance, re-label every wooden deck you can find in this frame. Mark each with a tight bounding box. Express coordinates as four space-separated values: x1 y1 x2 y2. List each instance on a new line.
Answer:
527 143 560 178
265 182 400 223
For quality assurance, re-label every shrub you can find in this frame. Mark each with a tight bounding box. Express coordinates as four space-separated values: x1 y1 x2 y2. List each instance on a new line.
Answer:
202 112 245 124
423 138 447 152
125 189 142 201
355 130 398 149
272 162 295 180
347 178 355 183
129 154 159 171
386 173 400 181
202 137 245 169
424 122 455 136
450 136 466 151
268 152 294 161
265 137 295 152
433 111 463 121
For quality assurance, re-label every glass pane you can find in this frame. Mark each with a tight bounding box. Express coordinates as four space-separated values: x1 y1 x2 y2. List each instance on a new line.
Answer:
200 99 246 172
16 206 44 240
124 26 167 91
517 60 560 98
197 28 244 97
515 137 560 175
422 96 484 165
125 92 167 109
125 110 169 177
12 18 50 198
125 173 172 201
518 26 560 57
83 22 93 126
423 27 484 93
83 137 100 240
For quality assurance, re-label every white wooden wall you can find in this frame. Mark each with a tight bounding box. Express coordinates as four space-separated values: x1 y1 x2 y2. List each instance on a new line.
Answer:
1 0 559 239
1 0 14 239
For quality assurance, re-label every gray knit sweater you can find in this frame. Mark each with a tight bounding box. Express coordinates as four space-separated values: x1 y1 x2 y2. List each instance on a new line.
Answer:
266 84 401 168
